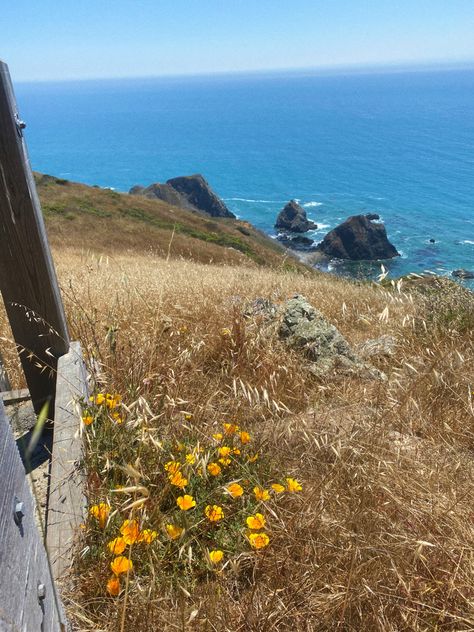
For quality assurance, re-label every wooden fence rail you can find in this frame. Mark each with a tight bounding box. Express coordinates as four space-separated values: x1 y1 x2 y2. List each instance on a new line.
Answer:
0 59 70 415
0 60 88 631
0 400 67 631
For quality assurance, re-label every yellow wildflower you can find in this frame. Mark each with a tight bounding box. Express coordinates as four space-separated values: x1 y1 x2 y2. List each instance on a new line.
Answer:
105 393 121 409
82 414 94 426
219 446 232 457
110 555 133 575
220 327 231 336
111 411 124 424
164 460 181 474
246 513 266 530
138 529 158 544
205 504 224 522
165 524 184 540
209 549 224 564
219 457 231 466
177 495 196 511
106 576 120 596
185 453 196 465
89 503 110 529
94 393 106 405
223 423 239 434
212 432 223 442
169 470 188 489
239 431 251 444
227 482 244 498
253 486 270 501
247 453 259 463
107 537 127 555
207 462 221 476
286 477 303 492
120 519 140 545
248 532 270 549
184 413 192 420
271 483 285 494
232 448 241 455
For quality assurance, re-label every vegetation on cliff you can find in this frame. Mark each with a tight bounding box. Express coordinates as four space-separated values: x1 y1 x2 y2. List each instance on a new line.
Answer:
0 178 472 631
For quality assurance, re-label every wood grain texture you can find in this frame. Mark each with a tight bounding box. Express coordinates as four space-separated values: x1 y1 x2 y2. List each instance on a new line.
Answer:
47 342 88 581
0 388 30 406
0 400 67 631
0 60 70 414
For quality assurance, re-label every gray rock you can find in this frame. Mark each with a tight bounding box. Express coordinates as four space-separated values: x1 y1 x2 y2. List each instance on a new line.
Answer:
452 269 474 279
277 234 314 250
356 335 397 359
275 200 317 233
244 297 278 321
279 295 385 379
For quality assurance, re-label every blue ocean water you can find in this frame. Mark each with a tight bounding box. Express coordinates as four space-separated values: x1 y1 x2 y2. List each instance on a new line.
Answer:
15 68 474 285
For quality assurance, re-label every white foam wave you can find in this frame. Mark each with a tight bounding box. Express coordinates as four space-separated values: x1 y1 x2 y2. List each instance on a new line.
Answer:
303 201 323 208
462 239 474 245
310 223 330 231
224 197 287 204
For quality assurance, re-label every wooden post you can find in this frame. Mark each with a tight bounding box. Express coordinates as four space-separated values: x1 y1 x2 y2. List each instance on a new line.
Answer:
47 341 88 580
0 400 67 630
0 60 70 414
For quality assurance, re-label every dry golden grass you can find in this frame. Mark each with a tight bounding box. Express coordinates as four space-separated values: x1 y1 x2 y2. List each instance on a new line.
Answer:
1 246 473 631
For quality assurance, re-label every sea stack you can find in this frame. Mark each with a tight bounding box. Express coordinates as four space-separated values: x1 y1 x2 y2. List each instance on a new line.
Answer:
275 200 317 233
130 174 235 218
316 214 399 260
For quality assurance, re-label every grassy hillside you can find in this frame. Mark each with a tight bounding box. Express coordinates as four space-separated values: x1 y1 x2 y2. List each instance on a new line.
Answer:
35 173 306 271
0 176 472 631
54 254 473 631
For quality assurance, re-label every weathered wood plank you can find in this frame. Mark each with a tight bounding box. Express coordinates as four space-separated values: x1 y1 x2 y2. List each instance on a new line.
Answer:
47 341 88 581
0 60 70 415
0 388 30 405
0 400 66 631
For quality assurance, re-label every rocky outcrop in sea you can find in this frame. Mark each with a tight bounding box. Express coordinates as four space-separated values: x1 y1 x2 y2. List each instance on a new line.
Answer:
316 214 399 261
275 200 317 233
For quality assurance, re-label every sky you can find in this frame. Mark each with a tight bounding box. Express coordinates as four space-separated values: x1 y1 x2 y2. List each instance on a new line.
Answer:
2 0 474 82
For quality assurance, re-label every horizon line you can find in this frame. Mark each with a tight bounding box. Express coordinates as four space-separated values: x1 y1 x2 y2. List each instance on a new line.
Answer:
12 57 474 85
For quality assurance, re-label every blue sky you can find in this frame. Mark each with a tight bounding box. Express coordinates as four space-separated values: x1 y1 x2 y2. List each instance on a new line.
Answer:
3 0 474 81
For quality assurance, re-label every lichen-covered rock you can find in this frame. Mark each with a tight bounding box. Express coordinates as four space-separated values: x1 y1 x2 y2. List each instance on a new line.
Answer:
244 297 278 321
356 335 397 359
279 295 385 379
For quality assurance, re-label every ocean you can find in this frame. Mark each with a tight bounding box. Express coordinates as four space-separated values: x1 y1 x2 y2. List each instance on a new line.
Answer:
15 67 474 286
